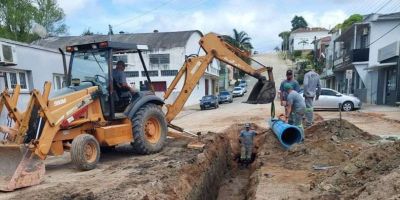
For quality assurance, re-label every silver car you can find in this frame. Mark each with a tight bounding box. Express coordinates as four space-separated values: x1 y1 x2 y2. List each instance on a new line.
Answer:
300 88 362 111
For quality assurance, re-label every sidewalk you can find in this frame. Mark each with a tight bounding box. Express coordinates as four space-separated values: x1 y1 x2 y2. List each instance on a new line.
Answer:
359 103 400 122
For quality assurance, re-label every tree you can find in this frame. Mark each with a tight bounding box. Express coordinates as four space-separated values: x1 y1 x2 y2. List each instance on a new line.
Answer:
341 14 363 31
0 0 67 42
231 29 253 51
34 0 67 36
0 0 38 42
291 15 308 31
108 24 114 35
278 31 291 51
298 38 309 49
274 46 280 52
81 28 94 36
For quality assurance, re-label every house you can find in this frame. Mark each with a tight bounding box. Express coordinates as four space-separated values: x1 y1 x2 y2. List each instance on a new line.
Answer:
0 38 66 124
33 30 220 106
289 27 329 54
330 12 400 106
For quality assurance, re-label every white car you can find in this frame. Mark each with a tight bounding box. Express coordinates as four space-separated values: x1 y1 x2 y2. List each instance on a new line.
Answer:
300 88 362 111
239 83 247 93
232 87 245 97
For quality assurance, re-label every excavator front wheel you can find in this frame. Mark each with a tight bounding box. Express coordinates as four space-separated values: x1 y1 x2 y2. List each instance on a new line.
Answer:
71 134 100 170
131 103 167 154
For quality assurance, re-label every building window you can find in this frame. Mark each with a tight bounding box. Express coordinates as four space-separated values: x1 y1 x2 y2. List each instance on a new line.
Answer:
125 71 139 77
149 54 170 69
53 74 65 90
4 71 29 91
113 54 128 64
141 70 158 77
161 70 178 76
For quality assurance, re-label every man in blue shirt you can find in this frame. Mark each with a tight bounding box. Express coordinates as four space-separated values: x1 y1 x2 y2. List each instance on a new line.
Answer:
113 61 137 94
279 69 301 120
284 83 306 137
240 123 257 163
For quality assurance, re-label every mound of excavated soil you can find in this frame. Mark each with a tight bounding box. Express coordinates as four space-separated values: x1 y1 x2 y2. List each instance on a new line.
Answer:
316 141 400 199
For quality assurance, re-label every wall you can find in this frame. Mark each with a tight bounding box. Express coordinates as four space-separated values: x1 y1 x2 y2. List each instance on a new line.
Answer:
0 39 66 124
369 20 400 67
290 31 330 51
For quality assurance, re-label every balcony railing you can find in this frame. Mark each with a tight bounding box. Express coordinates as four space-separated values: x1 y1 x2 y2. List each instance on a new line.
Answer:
334 48 369 69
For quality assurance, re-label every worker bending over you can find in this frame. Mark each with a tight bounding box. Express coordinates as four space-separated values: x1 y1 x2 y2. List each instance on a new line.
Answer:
240 123 257 165
284 83 306 137
279 69 300 120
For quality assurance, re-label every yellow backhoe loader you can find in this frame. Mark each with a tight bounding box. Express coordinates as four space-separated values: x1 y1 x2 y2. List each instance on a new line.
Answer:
0 33 275 191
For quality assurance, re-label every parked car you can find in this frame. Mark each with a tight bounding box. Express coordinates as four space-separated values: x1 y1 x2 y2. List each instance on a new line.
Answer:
218 91 233 103
232 87 245 97
299 88 362 111
239 80 247 87
239 83 247 93
200 95 219 110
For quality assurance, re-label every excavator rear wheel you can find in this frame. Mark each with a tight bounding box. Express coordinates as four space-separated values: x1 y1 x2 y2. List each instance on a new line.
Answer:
131 103 167 154
71 134 100 170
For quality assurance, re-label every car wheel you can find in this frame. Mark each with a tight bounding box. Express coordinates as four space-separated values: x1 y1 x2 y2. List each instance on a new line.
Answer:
229 99 233 103
342 101 354 111
200 106 204 110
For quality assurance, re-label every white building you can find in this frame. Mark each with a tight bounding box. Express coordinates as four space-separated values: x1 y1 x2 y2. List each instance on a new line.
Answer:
34 30 220 106
327 12 400 105
289 27 329 53
0 38 66 124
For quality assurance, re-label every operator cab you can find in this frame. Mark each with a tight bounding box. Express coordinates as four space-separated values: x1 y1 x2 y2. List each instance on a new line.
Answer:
63 41 153 120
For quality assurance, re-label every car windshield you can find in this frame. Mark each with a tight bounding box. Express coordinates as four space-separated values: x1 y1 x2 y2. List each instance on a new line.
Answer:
234 87 242 91
70 50 109 86
220 91 230 95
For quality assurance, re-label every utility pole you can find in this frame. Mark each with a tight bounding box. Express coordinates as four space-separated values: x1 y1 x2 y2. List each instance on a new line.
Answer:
314 36 317 69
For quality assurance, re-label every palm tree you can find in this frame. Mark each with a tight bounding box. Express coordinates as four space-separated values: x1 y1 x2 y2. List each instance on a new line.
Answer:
233 29 253 51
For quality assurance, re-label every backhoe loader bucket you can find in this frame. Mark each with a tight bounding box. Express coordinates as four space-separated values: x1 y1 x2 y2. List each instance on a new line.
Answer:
0 145 45 191
246 78 276 104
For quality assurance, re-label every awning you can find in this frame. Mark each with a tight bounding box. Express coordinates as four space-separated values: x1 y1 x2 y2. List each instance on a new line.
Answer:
364 62 397 71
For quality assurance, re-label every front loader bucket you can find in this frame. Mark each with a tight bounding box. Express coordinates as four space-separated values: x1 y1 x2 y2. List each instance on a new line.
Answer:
0 145 45 191
246 78 276 104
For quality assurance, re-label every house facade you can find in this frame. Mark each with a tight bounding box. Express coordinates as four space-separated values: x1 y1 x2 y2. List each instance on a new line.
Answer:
289 27 329 53
0 38 66 124
33 30 220 106
322 12 400 106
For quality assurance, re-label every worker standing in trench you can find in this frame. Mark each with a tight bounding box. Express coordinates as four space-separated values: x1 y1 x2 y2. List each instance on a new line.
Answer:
284 83 306 138
239 123 257 167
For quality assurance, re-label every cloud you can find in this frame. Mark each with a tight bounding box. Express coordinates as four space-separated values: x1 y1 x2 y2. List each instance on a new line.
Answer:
57 0 360 52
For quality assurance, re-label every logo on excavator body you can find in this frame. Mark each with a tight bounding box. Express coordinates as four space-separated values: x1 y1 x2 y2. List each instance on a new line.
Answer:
53 98 67 106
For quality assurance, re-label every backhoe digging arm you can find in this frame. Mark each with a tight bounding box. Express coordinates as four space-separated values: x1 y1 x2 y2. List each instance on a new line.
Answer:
164 33 276 124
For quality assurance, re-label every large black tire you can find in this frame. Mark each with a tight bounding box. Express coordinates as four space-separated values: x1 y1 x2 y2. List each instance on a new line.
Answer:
131 104 167 154
71 134 100 170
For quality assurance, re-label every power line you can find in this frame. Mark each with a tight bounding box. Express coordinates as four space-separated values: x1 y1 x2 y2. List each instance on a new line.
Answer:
113 0 175 28
375 0 393 13
367 21 400 47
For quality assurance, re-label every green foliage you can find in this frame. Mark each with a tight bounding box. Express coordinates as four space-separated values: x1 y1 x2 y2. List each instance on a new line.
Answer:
0 0 67 43
293 50 302 58
34 0 67 35
81 28 94 36
291 15 308 31
341 14 363 31
278 31 291 51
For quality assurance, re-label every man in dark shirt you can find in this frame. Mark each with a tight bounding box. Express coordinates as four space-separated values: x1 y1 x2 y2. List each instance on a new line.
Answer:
112 61 137 94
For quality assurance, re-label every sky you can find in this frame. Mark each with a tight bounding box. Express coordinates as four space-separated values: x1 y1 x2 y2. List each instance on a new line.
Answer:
56 0 400 53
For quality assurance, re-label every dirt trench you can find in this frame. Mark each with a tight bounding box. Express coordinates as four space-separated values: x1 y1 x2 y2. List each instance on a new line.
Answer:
3 119 400 200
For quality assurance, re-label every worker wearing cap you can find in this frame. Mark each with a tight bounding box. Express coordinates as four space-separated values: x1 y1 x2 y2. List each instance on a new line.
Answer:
239 123 257 163
284 83 306 136
113 61 138 94
279 69 300 121
303 65 321 127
